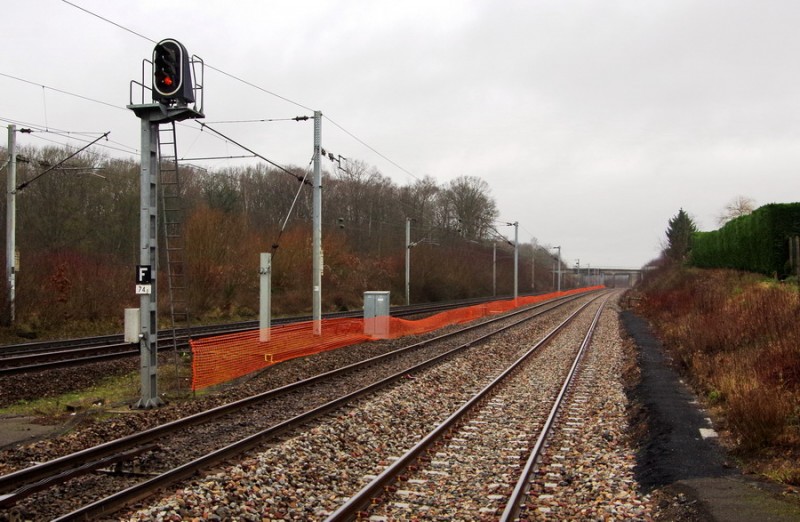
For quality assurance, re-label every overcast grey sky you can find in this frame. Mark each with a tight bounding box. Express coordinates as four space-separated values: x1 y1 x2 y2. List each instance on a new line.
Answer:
2 0 799 268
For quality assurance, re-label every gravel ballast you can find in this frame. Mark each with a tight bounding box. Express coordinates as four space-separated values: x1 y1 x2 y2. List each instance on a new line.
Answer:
122 293 661 520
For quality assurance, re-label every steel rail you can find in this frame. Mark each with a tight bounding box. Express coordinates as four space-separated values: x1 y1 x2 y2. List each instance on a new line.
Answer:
324 293 606 521
0 292 587 508
500 294 608 521
0 345 138 368
0 295 515 356
0 295 525 374
49 293 591 521
0 445 157 509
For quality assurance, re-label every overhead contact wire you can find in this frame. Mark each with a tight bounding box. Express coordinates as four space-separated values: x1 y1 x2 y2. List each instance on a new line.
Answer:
61 2 423 186
196 122 310 186
15 132 110 192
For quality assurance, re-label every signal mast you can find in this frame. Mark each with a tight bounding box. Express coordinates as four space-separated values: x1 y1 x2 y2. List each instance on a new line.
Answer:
127 39 204 408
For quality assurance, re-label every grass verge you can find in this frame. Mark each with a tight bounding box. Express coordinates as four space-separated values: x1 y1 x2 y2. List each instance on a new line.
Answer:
0 354 194 419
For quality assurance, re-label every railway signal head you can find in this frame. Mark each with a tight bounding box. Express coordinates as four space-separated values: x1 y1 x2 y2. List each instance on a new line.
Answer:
152 38 195 105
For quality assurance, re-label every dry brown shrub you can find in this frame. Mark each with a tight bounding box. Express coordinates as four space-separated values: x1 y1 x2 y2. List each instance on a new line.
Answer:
724 376 792 450
639 267 800 453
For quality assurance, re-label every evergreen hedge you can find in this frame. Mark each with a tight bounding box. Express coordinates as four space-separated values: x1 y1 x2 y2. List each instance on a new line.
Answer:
690 203 800 278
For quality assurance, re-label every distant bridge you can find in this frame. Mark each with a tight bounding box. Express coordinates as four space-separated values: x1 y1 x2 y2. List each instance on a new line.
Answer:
566 266 644 288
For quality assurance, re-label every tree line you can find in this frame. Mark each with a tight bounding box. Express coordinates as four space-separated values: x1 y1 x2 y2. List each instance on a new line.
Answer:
664 201 799 278
0 143 571 333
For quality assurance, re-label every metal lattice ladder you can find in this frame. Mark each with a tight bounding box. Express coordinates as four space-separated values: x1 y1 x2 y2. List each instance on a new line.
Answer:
157 122 190 346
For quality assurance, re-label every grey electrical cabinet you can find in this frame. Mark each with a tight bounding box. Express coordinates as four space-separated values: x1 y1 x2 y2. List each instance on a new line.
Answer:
124 308 141 343
364 291 390 338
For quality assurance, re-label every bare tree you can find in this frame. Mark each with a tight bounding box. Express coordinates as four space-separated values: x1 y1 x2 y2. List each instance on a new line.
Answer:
399 175 440 227
438 176 498 240
717 195 756 227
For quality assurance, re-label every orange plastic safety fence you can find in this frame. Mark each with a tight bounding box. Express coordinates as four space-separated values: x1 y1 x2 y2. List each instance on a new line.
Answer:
190 286 603 390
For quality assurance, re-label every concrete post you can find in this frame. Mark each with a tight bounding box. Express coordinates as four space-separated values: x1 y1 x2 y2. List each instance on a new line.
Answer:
259 253 271 342
136 117 162 409
312 111 322 335
6 126 15 325
405 217 411 305
513 221 519 301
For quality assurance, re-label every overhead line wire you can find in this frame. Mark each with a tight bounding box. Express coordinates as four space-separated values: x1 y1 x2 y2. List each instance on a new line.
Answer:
5 4 313 160
61 0 313 114
61 1 425 184
0 116 139 156
26 132 134 157
323 115 421 182
0 116 105 137
32 126 136 154
0 77 226 156
196 122 311 185
203 117 309 124
15 132 110 192
203 64 314 113
487 223 515 246
179 154 257 162
270 168 312 257
61 0 156 43
0 72 125 112
520 224 537 241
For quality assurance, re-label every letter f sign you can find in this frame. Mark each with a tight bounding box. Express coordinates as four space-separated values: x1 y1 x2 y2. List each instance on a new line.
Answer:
136 265 152 284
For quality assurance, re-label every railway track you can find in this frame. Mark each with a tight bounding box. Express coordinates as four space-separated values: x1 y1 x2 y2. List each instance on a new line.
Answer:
0 292 592 520
0 295 510 375
327 293 609 520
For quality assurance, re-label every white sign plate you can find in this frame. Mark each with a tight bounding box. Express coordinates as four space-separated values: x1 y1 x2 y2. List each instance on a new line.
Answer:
136 284 152 295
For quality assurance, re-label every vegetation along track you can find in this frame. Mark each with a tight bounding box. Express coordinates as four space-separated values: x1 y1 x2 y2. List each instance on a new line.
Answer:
0 292 596 520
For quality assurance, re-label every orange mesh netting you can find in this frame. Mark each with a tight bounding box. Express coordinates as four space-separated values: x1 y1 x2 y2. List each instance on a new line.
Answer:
190 286 603 390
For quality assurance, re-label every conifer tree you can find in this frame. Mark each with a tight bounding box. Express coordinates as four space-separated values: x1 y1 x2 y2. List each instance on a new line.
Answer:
665 208 697 261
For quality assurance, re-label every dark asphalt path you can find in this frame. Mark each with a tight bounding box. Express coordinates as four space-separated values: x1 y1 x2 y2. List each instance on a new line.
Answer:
622 310 800 522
